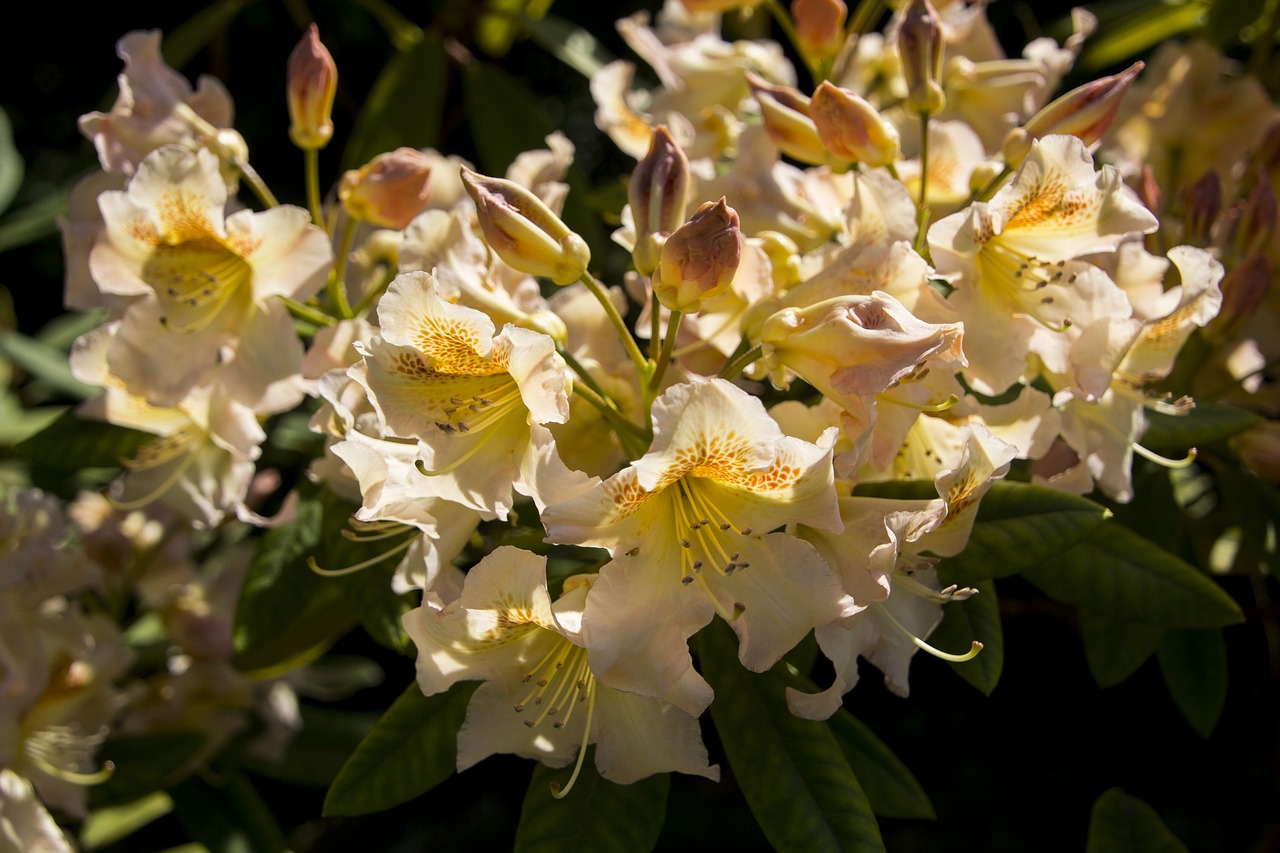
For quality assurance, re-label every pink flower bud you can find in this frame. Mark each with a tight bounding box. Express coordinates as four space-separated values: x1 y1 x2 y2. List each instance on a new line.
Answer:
793 0 848 61
287 24 337 150
1233 170 1277 259
747 72 827 166
339 147 434 229
460 166 590 285
810 81 901 169
1207 253 1271 344
898 0 946 115
1231 420 1280 483
1182 170 1221 247
630 126 690 276
653 198 743 313
1005 62 1143 166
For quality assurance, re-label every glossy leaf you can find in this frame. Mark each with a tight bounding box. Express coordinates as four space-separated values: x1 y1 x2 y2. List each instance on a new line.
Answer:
928 579 1003 695
323 681 477 817
524 15 615 77
0 330 97 398
80 792 173 851
825 709 935 820
1085 788 1189 853
1079 2 1204 70
0 106 22 216
699 621 885 853
1023 524 1243 628
1079 611 1165 688
1141 403 1260 453
342 32 446 171
1157 628 1228 738
514 750 669 852
12 407 151 470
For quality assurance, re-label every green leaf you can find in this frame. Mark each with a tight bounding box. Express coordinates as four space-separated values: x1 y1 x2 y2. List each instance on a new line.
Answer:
88 733 207 809
0 397 65 446
342 32 446 171
1023 523 1243 628
1157 628 1228 738
698 621 885 853
1079 611 1165 688
161 0 252 70
514 751 669 852
1086 788 1190 853
928 579 1003 694
12 408 152 470
170 772 285 853
0 106 23 217
825 709 935 821
936 482 1111 582
464 64 557 178
232 487 360 674
0 191 64 253
81 792 174 851
1204 0 1268 44
323 681 477 817
1079 2 1204 70
523 15 615 77
0 330 97 398
243 704 379 788
1141 403 1261 453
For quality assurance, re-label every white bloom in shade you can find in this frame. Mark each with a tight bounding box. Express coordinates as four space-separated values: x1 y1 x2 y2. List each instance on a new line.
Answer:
789 425 1016 719
0 769 73 853
403 547 719 793
352 271 587 519
541 378 849 715
928 134 1155 394
88 145 330 409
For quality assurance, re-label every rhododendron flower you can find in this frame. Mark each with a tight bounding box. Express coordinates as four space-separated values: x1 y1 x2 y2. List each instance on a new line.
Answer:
542 378 848 714
403 547 719 791
87 146 330 408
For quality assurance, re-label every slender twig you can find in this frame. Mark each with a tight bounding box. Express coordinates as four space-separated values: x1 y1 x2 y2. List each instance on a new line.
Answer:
580 271 650 382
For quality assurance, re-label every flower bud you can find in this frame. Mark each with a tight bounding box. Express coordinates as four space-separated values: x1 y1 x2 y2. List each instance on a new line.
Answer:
630 126 690 276
792 0 848 62
287 24 337 150
653 198 743 313
747 72 827 166
898 0 946 115
1246 119 1280 194
1182 170 1221 248
810 81 901 169
1230 421 1280 483
1206 253 1271 344
339 147 434 229
460 166 590 285
1233 169 1277 259
1005 62 1143 167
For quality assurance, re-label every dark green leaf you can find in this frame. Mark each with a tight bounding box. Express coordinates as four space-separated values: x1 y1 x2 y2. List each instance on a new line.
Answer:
323 681 477 817
1079 2 1204 70
161 0 252 70
1204 0 1268 44
826 709 935 821
698 621 885 853
523 14 615 77
232 488 360 674
1157 628 1228 738
88 733 207 809
1141 403 1261 453
928 579 1003 694
243 704 380 788
1079 610 1165 688
936 482 1111 582
170 771 286 853
514 750 669 853
0 106 23 217
1023 523 1243 628
0 192 64 253
0 330 97 398
1086 788 1190 853
342 32 446 171
12 408 151 470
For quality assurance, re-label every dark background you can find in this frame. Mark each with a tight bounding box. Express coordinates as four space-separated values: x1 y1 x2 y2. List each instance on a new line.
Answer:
2 1 1277 850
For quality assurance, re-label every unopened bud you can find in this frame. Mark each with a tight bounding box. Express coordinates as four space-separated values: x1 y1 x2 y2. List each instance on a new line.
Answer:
793 0 848 62
758 231 803 290
898 0 946 115
1007 62 1144 167
1246 119 1280 195
460 166 590 285
630 126 690 276
747 72 827 166
287 24 337 150
810 81 901 169
1182 170 1221 248
653 198 743 313
1230 421 1280 483
339 147 434 229
1234 170 1277 259
1207 253 1272 344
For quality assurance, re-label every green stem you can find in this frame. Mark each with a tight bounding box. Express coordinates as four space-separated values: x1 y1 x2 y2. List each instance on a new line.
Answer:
352 263 395 318
719 344 764 380
304 148 325 228
916 112 930 209
971 164 1013 204
276 295 337 327
327 219 358 319
571 380 649 457
233 159 279 209
557 344 613 406
847 0 885 36
649 290 661 362
580 271 651 385
647 310 682 400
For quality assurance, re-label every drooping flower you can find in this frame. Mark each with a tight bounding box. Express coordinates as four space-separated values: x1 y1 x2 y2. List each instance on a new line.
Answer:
402 547 719 793
542 378 848 714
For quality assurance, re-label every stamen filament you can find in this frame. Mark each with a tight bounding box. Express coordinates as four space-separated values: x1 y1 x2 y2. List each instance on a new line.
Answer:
1132 443 1197 469
879 605 983 662
110 449 198 511
307 534 416 577
551 687 596 800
